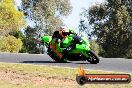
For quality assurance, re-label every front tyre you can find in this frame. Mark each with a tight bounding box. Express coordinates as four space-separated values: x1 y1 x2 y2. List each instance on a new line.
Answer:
88 50 100 64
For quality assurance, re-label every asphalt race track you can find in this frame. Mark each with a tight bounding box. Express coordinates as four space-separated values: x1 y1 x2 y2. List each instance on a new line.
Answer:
0 53 132 73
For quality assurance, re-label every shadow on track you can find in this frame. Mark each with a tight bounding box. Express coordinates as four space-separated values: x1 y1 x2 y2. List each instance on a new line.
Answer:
21 61 70 63
74 62 90 64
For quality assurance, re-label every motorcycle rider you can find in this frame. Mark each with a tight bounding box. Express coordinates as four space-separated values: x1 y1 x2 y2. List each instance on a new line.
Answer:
51 26 83 61
52 26 69 40
58 27 78 48
51 25 73 51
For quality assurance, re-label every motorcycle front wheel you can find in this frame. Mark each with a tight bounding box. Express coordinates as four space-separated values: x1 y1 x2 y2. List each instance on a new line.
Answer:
87 50 100 64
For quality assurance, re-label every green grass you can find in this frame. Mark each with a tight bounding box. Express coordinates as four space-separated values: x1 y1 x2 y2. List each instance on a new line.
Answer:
0 62 131 88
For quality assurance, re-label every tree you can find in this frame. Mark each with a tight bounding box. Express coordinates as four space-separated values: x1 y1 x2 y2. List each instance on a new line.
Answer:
23 26 42 54
78 19 92 39
21 0 72 53
9 31 28 53
0 0 26 36
81 0 132 58
22 0 72 35
9 27 40 53
0 0 26 53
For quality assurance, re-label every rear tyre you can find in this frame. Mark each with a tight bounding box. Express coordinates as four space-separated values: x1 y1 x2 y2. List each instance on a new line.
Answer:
87 50 100 64
60 55 68 63
47 49 60 62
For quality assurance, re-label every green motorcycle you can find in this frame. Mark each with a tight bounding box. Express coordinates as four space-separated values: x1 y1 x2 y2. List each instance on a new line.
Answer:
41 34 100 64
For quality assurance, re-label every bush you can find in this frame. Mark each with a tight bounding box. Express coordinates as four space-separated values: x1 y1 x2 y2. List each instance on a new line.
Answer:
126 45 132 59
19 47 28 53
0 36 23 53
89 40 100 55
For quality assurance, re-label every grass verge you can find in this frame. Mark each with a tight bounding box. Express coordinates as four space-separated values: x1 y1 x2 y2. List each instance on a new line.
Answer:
0 62 131 88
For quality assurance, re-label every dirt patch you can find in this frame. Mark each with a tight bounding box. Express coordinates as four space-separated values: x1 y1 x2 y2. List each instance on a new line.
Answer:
0 69 76 86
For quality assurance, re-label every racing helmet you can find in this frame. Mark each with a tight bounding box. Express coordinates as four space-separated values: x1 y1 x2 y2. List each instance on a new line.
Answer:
59 26 69 38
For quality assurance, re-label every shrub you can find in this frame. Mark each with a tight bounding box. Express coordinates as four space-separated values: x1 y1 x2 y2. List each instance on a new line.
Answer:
0 36 22 53
89 40 100 55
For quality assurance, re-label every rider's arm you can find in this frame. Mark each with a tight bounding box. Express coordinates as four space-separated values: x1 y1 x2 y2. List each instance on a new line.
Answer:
52 31 59 38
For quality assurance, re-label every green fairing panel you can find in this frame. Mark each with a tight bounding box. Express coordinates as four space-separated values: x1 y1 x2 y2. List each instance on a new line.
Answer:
76 44 90 51
41 36 52 43
75 37 90 54
82 37 90 48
